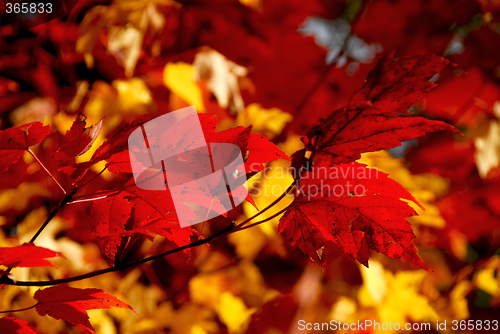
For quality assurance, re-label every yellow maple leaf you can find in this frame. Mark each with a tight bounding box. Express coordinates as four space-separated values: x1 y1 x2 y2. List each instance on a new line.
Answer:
108 25 143 78
243 160 295 236
449 280 472 320
189 254 275 307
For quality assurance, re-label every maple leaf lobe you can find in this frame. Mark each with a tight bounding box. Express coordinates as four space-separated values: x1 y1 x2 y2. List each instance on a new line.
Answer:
0 244 61 268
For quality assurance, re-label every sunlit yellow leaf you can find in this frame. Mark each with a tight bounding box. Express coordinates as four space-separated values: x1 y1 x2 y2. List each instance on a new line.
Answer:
474 120 500 178
358 260 387 306
228 227 267 261
163 62 205 111
68 81 90 113
215 291 256 334
449 280 471 320
474 256 500 297
87 309 117 334
359 260 438 328
243 134 302 238
449 229 469 261
221 103 292 139
77 78 153 178
243 159 295 237
191 324 209 334
77 0 176 74
329 296 357 322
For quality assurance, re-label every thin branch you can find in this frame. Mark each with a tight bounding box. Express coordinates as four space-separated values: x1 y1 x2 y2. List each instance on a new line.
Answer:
28 187 78 244
237 182 295 229
3 188 78 275
28 148 66 195
2 158 301 285
0 303 38 314
3 193 72 275
8 224 235 287
232 205 291 233
0 51 333 289
5 189 293 285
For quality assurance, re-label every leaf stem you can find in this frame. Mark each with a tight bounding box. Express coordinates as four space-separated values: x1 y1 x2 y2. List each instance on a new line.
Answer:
69 189 122 202
67 192 120 204
0 303 38 314
27 148 66 195
232 205 291 233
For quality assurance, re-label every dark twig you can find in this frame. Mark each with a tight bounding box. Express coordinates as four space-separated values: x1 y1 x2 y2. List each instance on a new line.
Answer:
7 224 235 287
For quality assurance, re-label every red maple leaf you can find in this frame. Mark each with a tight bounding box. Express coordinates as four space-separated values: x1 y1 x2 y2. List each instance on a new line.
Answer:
279 163 428 269
208 125 290 172
55 113 103 162
0 122 50 173
281 53 460 268
60 114 156 181
0 317 39 334
122 185 197 247
106 113 289 174
302 53 461 166
89 184 196 263
34 285 134 333
0 244 61 268
89 193 131 264
104 113 287 217
88 111 289 261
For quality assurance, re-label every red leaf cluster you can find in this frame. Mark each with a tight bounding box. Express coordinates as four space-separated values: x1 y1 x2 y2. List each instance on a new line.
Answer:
279 52 459 268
